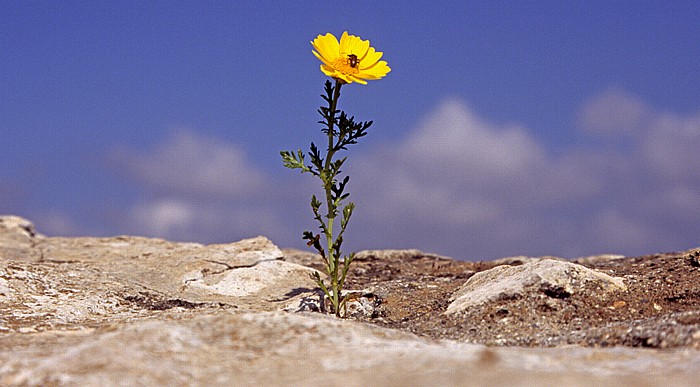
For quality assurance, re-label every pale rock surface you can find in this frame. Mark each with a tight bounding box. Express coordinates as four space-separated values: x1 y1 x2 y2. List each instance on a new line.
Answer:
0 216 39 261
1 220 317 308
574 253 627 265
447 259 627 314
1 216 699 386
354 249 452 261
488 255 565 266
2 310 699 386
0 216 319 334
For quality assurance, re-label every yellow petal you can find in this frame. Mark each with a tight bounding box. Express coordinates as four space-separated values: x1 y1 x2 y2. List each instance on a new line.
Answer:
351 38 370 58
361 59 390 72
320 65 356 84
336 72 353 84
320 64 337 77
339 31 352 54
359 48 383 68
312 33 340 62
348 75 368 85
358 61 391 79
312 50 334 68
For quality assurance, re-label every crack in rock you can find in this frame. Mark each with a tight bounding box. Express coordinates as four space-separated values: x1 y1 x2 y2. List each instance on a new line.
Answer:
184 260 316 297
183 258 285 285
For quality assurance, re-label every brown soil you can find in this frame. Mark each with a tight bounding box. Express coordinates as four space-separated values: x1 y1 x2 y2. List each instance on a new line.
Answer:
284 248 700 349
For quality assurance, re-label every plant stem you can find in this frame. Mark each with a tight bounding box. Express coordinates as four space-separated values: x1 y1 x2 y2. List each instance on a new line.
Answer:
324 79 343 316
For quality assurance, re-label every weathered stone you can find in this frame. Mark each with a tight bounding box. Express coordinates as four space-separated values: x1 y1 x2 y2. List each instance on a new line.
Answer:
1 216 699 385
354 248 452 262
574 254 627 265
489 255 565 266
0 220 319 334
447 259 627 314
0 260 147 333
21 233 315 306
0 216 38 238
1 310 699 386
0 216 40 262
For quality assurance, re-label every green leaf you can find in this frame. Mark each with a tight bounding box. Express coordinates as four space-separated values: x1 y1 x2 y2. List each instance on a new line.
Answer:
310 195 322 213
311 271 332 303
331 175 350 202
280 149 311 173
309 142 324 170
338 252 356 290
341 202 355 230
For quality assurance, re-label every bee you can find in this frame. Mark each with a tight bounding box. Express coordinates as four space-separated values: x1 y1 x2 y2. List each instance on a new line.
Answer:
347 54 359 68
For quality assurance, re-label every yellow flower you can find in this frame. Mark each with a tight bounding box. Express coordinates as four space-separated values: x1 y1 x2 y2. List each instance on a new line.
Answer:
311 31 391 85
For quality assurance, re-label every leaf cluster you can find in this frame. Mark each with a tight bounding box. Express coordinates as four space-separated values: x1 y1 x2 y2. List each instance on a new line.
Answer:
318 80 373 154
279 79 370 317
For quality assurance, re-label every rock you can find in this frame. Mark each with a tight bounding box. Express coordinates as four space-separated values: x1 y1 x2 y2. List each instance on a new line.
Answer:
0 216 38 237
354 249 453 262
30 234 317 306
283 289 381 317
574 254 627 265
282 248 322 267
0 230 319 334
0 216 40 261
2 310 699 386
447 259 627 314
489 255 565 266
1 216 699 385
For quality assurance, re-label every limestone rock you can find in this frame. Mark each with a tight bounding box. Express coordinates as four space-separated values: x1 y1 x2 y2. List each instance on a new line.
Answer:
2 310 698 386
447 259 627 314
0 216 40 261
34 234 316 306
0 217 319 334
0 216 38 237
489 255 565 266
574 254 627 265
1 216 699 385
354 248 453 262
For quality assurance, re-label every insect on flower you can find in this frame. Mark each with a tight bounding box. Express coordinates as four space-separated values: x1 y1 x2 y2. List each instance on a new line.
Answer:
311 31 390 84
347 54 359 68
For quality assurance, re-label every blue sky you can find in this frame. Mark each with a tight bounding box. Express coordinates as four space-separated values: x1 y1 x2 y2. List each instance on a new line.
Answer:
2 1 699 260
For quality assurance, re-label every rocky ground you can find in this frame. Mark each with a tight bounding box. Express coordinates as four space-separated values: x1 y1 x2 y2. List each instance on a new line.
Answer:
1 215 699 386
285 247 700 349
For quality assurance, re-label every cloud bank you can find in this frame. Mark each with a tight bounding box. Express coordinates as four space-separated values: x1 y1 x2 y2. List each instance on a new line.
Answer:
349 90 699 259
109 131 266 198
106 131 297 244
98 90 699 260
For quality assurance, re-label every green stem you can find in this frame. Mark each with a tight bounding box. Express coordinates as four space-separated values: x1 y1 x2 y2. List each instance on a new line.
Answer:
324 79 343 316
324 79 342 170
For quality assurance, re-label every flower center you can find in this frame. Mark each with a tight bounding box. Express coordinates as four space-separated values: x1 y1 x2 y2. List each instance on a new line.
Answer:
333 54 361 74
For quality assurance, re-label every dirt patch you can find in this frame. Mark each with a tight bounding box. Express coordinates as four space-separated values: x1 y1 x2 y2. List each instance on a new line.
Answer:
121 292 228 311
285 248 700 348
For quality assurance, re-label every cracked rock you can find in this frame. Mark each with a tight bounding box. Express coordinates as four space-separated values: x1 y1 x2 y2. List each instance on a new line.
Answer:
185 259 316 297
2 216 699 385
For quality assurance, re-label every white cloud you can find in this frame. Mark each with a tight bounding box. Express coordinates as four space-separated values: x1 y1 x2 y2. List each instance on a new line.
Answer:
35 211 84 237
404 99 546 176
641 112 700 181
590 209 656 250
347 95 700 259
105 130 306 245
577 89 650 138
98 96 700 260
110 131 266 198
353 99 596 230
130 199 195 237
122 197 290 244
